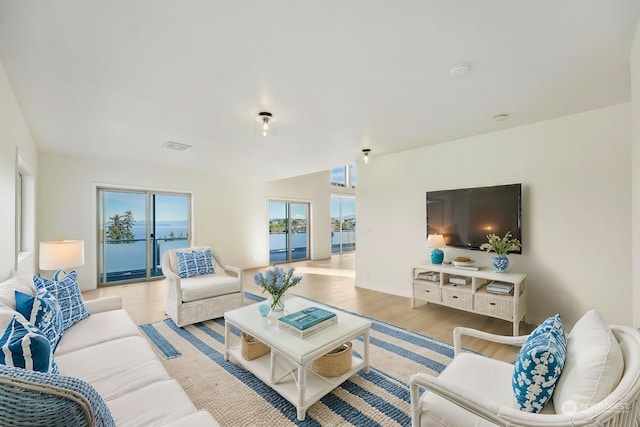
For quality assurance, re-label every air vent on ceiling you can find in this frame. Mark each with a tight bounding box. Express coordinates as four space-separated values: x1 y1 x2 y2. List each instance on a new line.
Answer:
162 141 192 151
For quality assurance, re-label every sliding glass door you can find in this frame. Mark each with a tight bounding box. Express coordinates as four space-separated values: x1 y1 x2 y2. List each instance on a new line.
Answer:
331 196 356 253
98 189 191 285
269 201 309 263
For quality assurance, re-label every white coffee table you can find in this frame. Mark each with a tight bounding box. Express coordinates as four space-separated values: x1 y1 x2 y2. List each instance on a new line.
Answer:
224 296 371 421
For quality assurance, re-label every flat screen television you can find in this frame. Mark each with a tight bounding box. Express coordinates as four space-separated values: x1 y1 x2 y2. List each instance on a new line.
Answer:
426 183 522 253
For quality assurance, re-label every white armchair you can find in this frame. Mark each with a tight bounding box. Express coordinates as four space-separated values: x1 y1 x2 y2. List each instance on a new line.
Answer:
410 312 640 427
161 246 244 327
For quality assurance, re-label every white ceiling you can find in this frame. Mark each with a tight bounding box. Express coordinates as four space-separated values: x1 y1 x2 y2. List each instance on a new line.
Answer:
1 1 639 180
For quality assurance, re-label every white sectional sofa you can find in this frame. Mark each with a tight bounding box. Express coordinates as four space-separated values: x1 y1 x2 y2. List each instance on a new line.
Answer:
0 274 218 427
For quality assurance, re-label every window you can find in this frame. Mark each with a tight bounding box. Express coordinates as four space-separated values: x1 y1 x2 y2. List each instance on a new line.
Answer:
331 196 356 253
16 153 35 267
268 201 309 263
331 165 356 188
97 188 191 285
330 167 347 187
16 171 23 253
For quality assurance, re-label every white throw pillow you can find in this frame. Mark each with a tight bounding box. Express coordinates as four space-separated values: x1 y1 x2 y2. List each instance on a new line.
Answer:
553 309 623 414
0 274 37 309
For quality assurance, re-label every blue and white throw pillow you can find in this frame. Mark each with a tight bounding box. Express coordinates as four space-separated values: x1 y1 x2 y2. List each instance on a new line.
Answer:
0 314 57 373
176 249 215 278
15 290 64 353
512 314 566 412
33 271 89 331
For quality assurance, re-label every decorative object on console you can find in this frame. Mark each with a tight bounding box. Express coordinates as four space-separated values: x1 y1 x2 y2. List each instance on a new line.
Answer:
426 234 446 264
480 231 521 272
253 266 302 312
39 239 84 281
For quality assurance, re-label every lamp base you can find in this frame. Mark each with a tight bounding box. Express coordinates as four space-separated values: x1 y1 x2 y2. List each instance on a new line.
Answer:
52 269 65 281
431 249 444 264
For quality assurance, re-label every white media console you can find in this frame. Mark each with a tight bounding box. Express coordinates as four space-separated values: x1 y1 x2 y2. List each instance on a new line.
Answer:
412 263 527 335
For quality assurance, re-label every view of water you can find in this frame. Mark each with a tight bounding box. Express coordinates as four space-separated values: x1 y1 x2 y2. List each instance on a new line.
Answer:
102 220 189 275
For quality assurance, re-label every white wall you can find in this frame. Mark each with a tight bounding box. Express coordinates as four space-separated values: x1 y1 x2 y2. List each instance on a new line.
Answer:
632 19 640 327
0 61 38 279
38 152 269 291
356 104 632 328
267 170 333 260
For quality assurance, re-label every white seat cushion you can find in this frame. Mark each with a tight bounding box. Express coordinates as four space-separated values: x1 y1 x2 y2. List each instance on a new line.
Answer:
420 352 555 427
160 411 220 427
55 309 141 355
107 379 199 427
56 336 170 400
553 309 624 414
180 274 240 302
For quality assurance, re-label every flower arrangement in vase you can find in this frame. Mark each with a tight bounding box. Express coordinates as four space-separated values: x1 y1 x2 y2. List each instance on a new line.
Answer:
253 266 302 311
479 231 521 272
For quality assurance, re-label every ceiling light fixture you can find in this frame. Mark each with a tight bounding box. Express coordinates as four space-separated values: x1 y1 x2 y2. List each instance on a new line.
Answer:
450 63 470 77
257 111 274 136
493 114 509 122
362 148 371 164
162 141 192 151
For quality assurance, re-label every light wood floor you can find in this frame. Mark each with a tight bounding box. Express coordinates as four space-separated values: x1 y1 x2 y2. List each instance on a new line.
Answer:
83 253 532 362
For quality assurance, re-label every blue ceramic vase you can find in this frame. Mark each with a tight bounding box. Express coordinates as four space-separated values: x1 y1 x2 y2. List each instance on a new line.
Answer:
491 255 509 272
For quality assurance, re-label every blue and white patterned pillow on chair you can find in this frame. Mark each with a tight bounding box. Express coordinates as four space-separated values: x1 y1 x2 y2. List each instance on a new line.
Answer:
512 314 566 412
0 314 58 374
15 290 64 353
33 271 89 331
176 249 215 278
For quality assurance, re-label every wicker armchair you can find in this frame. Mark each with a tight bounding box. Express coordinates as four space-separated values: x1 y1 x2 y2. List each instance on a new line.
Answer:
0 364 114 427
161 246 244 327
409 322 640 427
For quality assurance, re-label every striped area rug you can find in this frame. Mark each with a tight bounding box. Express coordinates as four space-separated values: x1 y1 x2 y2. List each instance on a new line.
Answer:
139 294 454 426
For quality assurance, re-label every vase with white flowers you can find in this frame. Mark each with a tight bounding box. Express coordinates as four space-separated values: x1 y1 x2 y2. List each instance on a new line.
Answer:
253 266 302 312
479 232 521 272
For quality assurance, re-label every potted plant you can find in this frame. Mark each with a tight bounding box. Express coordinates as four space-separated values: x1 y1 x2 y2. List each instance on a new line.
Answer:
480 232 521 272
253 266 302 311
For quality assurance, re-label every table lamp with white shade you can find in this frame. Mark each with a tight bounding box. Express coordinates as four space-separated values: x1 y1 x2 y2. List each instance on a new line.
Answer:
426 234 446 264
39 239 84 281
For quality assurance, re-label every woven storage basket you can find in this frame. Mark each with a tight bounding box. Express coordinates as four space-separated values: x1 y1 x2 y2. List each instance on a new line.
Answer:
311 342 352 377
241 332 270 360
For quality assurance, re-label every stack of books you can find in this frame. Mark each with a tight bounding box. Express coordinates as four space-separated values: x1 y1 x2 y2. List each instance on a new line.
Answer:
487 281 514 295
449 275 471 285
277 307 337 338
417 271 439 282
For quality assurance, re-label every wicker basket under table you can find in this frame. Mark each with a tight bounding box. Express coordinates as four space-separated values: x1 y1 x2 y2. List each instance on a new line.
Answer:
311 342 352 377
241 332 270 360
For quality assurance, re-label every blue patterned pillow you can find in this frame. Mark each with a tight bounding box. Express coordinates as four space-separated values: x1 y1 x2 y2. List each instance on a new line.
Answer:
0 364 115 427
512 314 566 412
0 314 58 374
15 290 64 353
176 249 215 278
33 271 89 330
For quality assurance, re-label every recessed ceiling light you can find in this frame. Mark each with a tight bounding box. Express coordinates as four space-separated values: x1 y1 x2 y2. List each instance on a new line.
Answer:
162 141 192 151
493 114 509 122
450 63 470 77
